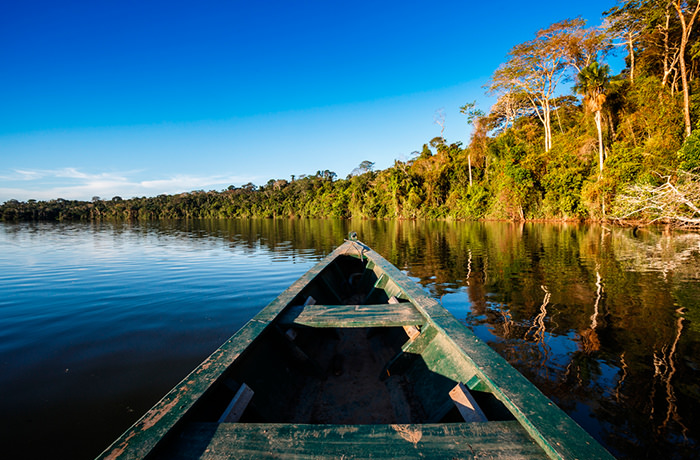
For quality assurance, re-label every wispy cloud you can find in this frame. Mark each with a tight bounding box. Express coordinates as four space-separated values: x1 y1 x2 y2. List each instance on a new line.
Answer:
0 168 258 203
1 169 48 181
53 167 127 180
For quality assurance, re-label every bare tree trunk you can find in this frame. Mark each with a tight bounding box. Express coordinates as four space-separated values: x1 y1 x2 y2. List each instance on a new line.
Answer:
627 32 635 83
468 153 473 187
595 110 604 174
673 0 700 137
680 33 692 137
662 5 673 88
533 102 551 152
678 31 692 137
672 71 681 96
543 100 552 152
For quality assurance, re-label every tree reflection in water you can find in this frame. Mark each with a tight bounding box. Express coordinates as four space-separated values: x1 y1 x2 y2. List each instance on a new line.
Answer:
335 220 697 460
652 308 687 437
524 285 552 380
186 219 698 459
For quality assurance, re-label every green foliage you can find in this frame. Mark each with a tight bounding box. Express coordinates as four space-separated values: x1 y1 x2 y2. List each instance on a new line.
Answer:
581 143 647 218
678 123 700 172
542 152 588 218
605 143 645 183
484 133 540 219
574 62 610 112
618 76 685 158
2 4 697 225
459 101 484 125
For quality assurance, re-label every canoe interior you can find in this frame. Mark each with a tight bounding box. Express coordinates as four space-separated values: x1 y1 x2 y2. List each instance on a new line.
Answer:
158 254 511 427
99 242 614 460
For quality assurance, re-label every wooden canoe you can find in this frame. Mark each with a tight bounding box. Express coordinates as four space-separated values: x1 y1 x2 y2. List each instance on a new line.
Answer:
97 238 614 459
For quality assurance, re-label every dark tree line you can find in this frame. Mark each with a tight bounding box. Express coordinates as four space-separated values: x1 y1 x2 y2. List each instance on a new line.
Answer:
2 0 699 225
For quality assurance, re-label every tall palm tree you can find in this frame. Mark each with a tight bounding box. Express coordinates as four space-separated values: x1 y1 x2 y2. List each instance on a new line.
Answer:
575 62 610 175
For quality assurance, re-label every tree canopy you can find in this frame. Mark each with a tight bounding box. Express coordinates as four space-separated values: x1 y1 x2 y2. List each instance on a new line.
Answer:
2 2 699 227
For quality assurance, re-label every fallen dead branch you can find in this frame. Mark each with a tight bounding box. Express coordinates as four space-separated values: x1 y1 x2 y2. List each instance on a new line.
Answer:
612 171 700 228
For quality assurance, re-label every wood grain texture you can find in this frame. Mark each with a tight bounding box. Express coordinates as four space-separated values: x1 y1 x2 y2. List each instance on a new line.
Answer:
278 303 425 328
159 421 549 460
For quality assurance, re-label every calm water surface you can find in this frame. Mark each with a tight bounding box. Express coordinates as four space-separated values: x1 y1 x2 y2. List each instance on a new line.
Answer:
1 219 699 459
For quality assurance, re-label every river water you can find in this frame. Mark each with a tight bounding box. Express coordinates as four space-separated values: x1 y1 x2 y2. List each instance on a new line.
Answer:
1 219 698 459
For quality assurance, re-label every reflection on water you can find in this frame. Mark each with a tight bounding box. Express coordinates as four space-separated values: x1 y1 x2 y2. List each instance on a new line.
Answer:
1 219 699 459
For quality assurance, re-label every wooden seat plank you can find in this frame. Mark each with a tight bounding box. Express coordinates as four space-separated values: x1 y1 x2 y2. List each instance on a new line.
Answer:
159 421 549 459
277 303 425 328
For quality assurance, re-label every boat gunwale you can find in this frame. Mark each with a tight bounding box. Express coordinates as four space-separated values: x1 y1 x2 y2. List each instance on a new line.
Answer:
354 244 613 460
96 243 356 459
96 240 613 460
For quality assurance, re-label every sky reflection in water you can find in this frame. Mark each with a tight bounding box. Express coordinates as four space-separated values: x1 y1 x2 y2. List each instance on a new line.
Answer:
0 219 698 459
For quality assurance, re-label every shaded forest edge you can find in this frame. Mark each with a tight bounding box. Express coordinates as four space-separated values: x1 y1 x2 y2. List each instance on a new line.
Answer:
3 2 700 227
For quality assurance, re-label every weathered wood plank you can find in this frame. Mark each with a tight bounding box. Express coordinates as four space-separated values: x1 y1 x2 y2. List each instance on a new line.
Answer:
363 273 388 303
358 245 615 460
430 314 615 459
95 318 270 460
97 240 614 460
450 383 488 423
277 303 425 328
96 243 354 460
160 421 549 460
403 325 420 340
390 296 421 340
218 383 254 423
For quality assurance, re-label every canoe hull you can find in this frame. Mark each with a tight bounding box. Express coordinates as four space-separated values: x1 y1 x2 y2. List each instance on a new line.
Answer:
97 240 613 460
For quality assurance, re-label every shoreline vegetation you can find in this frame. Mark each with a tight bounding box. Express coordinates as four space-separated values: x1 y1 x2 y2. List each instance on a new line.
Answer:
3 2 700 228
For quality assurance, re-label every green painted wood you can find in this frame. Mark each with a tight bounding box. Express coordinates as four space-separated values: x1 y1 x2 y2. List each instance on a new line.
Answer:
96 244 354 460
382 324 439 378
157 421 549 460
362 273 387 303
277 303 425 328
430 314 615 460
95 318 269 460
405 334 481 423
357 245 615 460
97 240 614 460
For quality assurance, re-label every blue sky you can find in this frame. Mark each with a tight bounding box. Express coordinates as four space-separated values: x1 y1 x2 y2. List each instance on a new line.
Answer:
1 0 620 203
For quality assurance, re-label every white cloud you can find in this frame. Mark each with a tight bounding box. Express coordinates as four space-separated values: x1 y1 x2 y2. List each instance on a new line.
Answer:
0 168 258 203
1 169 48 181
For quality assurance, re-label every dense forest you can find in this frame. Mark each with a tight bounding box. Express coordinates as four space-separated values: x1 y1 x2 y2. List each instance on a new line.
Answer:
2 1 700 226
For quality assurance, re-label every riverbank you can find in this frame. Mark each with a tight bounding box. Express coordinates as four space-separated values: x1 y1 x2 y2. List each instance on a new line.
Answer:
3 195 699 232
